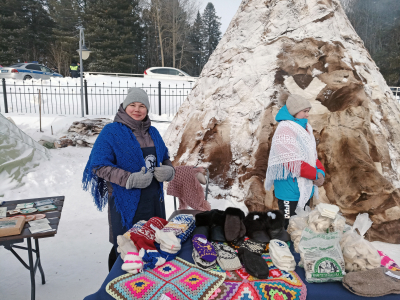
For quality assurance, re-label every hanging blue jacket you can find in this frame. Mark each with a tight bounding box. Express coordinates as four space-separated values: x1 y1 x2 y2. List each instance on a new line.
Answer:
273 106 325 201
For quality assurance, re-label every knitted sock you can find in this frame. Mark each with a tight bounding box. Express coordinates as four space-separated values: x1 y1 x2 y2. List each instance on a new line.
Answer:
343 267 400 297
192 234 217 262
121 252 143 274
139 248 166 270
269 239 295 264
238 247 269 279
192 247 217 270
155 242 181 262
213 242 242 271
130 217 168 251
155 230 181 254
117 235 138 260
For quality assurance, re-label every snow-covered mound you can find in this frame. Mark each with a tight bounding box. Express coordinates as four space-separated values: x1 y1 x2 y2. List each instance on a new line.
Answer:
164 0 400 243
0 113 50 195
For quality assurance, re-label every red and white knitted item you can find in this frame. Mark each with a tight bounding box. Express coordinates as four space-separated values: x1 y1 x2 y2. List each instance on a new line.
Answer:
130 217 168 251
121 252 143 274
167 166 211 211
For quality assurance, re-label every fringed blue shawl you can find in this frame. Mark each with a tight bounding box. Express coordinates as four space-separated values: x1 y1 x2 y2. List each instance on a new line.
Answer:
82 122 169 229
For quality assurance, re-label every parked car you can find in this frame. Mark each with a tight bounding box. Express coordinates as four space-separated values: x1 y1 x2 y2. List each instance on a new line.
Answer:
0 63 63 80
144 67 197 82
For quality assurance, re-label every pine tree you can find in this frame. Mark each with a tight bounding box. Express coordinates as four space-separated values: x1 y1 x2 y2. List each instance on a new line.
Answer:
83 0 143 73
201 2 221 65
0 0 28 65
47 0 81 76
188 11 204 76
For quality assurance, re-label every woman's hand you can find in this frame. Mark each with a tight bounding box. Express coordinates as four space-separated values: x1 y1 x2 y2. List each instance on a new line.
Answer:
313 173 325 187
154 163 175 182
125 167 153 189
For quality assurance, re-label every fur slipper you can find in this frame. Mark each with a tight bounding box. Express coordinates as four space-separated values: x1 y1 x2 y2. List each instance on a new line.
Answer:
267 210 290 242
243 212 270 243
210 225 226 242
192 226 210 239
224 207 246 242
195 209 225 227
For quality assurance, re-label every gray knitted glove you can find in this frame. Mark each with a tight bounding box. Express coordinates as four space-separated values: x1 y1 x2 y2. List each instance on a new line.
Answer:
313 172 325 187
154 164 175 182
125 167 153 189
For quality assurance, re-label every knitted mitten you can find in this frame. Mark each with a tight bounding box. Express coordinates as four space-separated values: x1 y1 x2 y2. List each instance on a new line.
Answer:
240 239 267 255
155 230 181 254
139 248 166 270
192 247 217 270
123 220 146 239
130 217 168 251
213 242 242 271
121 252 143 274
238 247 269 279
343 267 400 297
117 235 138 260
155 242 181 262
192 234 217 262
269 239 295 271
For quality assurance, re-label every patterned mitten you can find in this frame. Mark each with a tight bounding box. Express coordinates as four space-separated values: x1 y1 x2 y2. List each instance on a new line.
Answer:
240 239 267 255
155 230 181 254
213 242 242 271
139 249 166 270
121 252 143 274
130 217 168 251
192 247 217 270
117 235 138 260
192 234 217 262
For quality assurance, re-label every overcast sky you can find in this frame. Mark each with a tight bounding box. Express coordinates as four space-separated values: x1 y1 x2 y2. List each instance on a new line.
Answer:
200 0 243 34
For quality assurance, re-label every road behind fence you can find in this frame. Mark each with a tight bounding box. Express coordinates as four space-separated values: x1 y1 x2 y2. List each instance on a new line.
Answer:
0 78 193 117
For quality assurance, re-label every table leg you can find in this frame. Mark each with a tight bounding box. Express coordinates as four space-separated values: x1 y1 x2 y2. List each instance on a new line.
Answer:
35 238 46 284
27 238 36 300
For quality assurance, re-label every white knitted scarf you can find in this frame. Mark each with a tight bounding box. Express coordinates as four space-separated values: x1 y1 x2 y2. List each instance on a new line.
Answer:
264 120 318 208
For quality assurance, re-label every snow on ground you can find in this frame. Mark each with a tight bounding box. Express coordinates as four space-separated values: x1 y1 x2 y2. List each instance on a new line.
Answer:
1 112 400 300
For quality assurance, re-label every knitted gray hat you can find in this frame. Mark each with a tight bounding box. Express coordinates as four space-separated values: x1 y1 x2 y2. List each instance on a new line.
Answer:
286 94 311 116
122 87 150 112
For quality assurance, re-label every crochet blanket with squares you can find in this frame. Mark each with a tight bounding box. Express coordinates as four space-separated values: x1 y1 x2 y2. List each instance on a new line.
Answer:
106 257 225 300
209 253 307 300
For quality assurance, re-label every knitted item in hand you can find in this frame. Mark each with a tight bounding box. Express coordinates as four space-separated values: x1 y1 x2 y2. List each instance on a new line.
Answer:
139 248 166 270
123 220 146 239
193 247 218 270
213 242 242 271
155 230 181 254
121 252 143 274
117 235 138 260
155 242 181 262
130 217 168 250
192 234 217 262
343 267 400 297
167 166 211 211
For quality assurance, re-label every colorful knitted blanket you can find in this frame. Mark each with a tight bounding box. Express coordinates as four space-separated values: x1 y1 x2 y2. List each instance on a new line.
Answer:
209 253 307 300
106 257 225 300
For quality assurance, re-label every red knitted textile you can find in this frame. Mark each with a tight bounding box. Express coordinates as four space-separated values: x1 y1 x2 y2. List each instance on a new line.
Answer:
130 217 168 251
167 166 211 211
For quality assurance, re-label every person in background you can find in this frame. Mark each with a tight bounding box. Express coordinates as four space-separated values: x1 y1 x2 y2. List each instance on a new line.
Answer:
82 88 175 270
69 61 79 78
264 94 326 229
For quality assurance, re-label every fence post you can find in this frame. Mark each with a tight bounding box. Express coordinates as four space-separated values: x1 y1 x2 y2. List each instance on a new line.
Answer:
84 79 89 115
2 78 8 113
158 81 162 116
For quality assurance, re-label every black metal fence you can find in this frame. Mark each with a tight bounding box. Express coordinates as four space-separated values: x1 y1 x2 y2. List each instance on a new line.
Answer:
0 78 193 117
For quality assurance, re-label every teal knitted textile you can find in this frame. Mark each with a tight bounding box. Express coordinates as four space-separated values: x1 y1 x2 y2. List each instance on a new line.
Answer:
82 122 169 229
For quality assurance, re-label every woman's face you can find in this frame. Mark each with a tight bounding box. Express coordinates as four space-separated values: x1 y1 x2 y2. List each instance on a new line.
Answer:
294 108 311 119
125 102 147 121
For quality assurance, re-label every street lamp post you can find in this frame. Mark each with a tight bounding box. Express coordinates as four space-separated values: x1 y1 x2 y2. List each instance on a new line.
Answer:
77 27 91 117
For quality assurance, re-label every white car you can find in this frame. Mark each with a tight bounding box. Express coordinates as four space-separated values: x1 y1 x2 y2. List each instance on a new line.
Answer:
0 63 63 80
144 67 197 82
